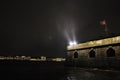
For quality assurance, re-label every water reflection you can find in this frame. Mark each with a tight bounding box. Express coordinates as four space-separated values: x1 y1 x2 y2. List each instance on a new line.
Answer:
64 67 120 80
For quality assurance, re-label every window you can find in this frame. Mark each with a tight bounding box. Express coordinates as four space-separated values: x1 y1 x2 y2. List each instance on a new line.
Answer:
74 52 78 58
89 50 95 58
107 48 115 57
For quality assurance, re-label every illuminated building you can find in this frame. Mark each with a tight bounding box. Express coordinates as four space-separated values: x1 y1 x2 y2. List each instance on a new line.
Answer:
66 36 120 68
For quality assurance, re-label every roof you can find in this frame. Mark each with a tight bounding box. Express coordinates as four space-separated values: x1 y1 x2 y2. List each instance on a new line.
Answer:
67 36 120 50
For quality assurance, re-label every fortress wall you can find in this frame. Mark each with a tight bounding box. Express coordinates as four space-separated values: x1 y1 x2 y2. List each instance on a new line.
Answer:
66 43 120 68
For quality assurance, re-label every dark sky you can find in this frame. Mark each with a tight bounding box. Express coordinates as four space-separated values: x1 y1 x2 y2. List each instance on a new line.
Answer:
0 0 120 57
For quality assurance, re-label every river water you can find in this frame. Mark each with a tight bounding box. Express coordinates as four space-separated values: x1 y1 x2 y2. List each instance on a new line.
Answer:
0 61 120 80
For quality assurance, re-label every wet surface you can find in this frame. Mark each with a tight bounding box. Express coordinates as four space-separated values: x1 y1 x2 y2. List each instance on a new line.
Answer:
0 61 120 80
63 67 120 80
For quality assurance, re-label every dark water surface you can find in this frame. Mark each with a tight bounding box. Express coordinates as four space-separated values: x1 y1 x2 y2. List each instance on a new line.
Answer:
0 60 120 80
0 61 67 80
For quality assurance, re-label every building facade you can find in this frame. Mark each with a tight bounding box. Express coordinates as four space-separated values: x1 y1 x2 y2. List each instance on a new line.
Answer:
66 36 120 68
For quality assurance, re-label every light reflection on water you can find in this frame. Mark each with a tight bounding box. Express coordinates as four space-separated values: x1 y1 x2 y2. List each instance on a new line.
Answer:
0 61 120 80
63 67 120 80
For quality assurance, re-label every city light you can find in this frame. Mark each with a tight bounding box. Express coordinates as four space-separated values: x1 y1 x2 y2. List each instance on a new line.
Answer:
69 41 77 46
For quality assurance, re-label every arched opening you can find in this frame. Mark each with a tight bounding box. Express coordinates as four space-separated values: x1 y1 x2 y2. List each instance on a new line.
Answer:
89 50 96 58
107 48 115 57
74 52 78 58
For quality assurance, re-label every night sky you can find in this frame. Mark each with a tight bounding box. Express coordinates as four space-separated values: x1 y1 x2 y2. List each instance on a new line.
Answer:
0 0 120 57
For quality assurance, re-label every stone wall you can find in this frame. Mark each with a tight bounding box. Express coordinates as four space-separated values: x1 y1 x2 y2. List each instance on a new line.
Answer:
66 44 120 68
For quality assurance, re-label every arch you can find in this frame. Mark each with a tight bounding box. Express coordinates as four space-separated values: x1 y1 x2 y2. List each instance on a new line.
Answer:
74 52 78 58
89 50 96 58
107 48 115 57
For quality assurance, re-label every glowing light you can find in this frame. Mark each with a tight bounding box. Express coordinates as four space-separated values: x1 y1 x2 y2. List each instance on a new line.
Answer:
69 41 77 46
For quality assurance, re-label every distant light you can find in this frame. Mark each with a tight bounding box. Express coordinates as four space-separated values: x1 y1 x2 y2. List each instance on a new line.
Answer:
69 41 73 45
73 41 77 45
69 41 77 46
